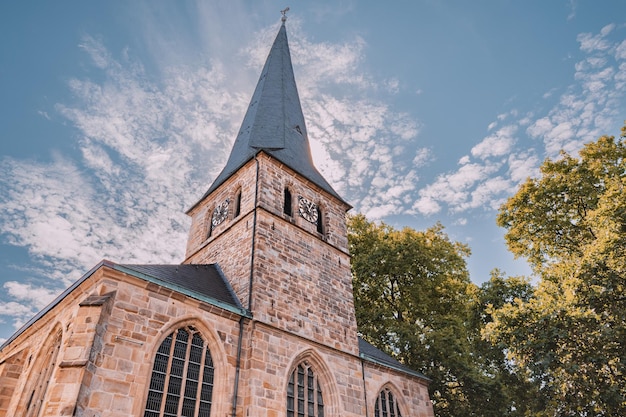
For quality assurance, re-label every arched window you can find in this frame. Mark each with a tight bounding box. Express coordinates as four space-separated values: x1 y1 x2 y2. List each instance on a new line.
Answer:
287 361 324 417
144 326 214 417
207 207 214 239
22 329 62 417
374 387 402 417
234 190 242 218
316 206 323 234
284 188 292 216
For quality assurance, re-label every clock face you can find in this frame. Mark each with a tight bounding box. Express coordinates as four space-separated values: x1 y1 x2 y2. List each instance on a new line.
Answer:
211 199 230 226
298 196 318 224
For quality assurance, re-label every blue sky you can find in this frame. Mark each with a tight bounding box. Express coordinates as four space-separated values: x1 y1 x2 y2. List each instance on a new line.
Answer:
1 1 626 342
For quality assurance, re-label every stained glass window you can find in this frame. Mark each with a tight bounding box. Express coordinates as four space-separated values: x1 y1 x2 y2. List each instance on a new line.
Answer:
144 326 214 417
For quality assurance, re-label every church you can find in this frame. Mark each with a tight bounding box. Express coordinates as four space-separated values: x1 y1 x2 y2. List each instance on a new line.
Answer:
0 16 434 417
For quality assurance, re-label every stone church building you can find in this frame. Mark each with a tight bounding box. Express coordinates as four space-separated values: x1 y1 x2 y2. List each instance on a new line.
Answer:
0 18 434 417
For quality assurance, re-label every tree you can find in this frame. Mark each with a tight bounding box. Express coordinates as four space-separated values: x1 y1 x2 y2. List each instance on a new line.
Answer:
488 127 626 415
471 270 541 416
349 215 535 417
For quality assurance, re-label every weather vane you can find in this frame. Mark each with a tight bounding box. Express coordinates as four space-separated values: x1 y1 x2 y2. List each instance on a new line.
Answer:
281 7 290 22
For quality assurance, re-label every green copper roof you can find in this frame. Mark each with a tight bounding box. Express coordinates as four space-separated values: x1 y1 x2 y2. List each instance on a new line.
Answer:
194 21 346 208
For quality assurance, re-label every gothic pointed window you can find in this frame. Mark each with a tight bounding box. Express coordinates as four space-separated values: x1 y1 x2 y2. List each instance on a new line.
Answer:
22 329 62 417
286 362 324 417
284 188 292 216
144 326 214 417
374 387 402 417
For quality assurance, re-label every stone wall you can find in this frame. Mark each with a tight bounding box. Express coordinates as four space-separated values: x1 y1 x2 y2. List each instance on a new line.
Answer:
0 266 242 417
236 322 366 417
0 348 27 416
0 262 433 417
363 362 434 417
185 153 358 355
0 147 433 417
185 160 257 306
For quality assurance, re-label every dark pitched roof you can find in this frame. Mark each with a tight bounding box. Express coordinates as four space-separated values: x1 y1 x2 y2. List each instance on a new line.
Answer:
358 337 430 381
0 261 249 352
190 21 347 211
116 264 245 313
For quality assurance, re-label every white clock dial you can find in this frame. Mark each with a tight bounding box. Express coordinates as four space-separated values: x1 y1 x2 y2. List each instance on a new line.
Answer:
298 196 318 224
211 199 230 226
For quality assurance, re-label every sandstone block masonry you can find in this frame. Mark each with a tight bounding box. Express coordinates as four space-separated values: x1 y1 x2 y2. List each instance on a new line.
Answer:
0 262 434 417
185 154 358 355
0 266 241 417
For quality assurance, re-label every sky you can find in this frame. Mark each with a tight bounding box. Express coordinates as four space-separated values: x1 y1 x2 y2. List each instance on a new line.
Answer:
1 1 626 343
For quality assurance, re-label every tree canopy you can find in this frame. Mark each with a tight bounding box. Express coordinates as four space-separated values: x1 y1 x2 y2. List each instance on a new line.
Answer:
348 215 535 417
349 125 626 416
487 126 626 416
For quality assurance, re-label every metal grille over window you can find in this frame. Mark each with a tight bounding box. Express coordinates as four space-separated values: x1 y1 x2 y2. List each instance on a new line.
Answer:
286 361 324 417
374 388 402 417
144 326 214 417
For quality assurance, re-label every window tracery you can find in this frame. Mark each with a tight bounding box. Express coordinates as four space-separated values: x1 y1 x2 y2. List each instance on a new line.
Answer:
286 361 324 417
374 387 402 417
22 330 62 417
144 326 214 417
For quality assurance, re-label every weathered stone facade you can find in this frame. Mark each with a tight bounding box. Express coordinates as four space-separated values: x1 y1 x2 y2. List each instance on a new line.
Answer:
185 154 357 355
0 255 433 417
0 19 434 417
0 265 241 416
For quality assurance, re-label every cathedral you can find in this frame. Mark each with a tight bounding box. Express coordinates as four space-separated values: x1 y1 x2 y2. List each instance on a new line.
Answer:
0 17 434 417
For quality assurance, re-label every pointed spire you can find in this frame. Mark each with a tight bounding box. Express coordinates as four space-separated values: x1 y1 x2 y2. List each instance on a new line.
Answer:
197 19 345 205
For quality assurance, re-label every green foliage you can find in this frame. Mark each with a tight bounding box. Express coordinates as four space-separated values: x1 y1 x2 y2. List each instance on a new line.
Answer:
472 271 542 416
348 215 537 417
497 133 626 274
489 128 626 415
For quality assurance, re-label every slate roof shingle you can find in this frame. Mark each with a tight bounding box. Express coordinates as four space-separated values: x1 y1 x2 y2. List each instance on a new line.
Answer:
190 22 348 212
116 263 243 311
358 337 430 381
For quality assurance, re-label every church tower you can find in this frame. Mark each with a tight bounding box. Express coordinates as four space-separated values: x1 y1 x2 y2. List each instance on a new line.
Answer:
183 18 358 355
0 14 434 417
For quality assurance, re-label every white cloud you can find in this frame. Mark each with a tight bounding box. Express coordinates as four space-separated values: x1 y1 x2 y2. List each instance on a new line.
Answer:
577 24 614 53
383 78 400 94
413 23 626 218
566 0 577 21
2 11 626 337
412 162 502 215
0 18 432 330
467 176 513 211
0 301 36 329
471 125 517 159
524 25 626 158
413 148 431 166
412 197 441 216
508 151 540 183
4 282 59 310
459 155 470 165
616 40 626 60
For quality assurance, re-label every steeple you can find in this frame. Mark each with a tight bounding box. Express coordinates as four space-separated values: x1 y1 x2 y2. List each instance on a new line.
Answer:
195 19 345 207
183 16 358 352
